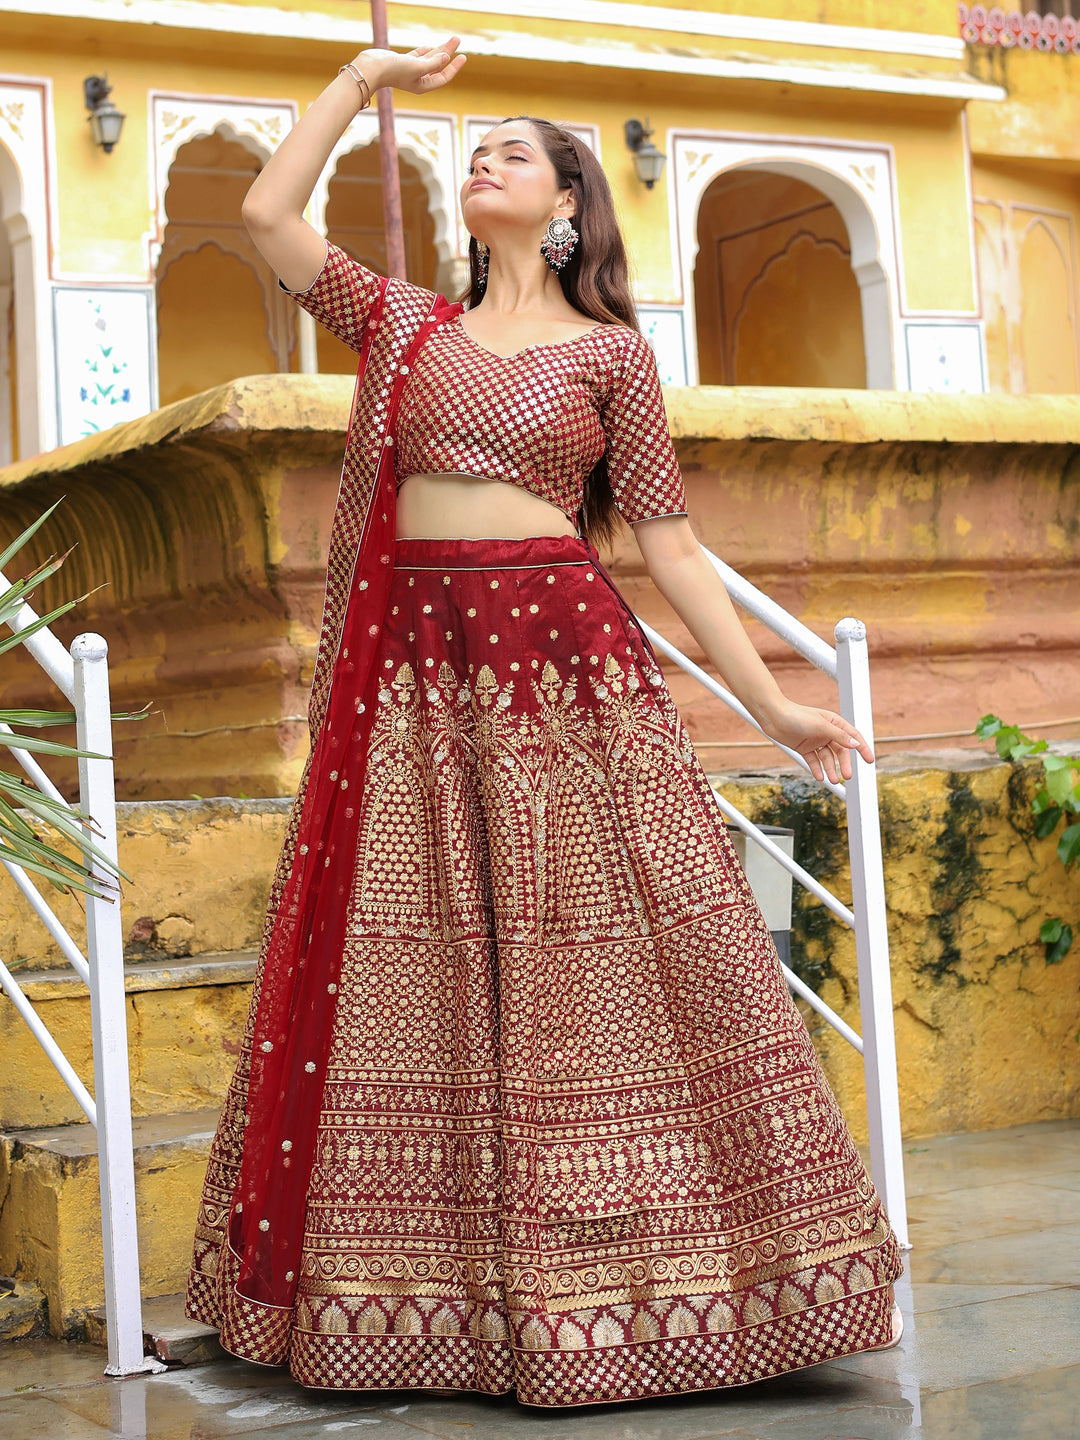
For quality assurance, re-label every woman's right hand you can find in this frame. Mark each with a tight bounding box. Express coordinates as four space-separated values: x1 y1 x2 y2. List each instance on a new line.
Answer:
355 37 467 97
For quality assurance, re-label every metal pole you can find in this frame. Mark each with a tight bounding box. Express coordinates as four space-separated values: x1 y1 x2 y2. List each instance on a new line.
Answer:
298 311 319 374
72 633 158 1375
834 618 909 1248
0 957 97 1123
370 0 407 280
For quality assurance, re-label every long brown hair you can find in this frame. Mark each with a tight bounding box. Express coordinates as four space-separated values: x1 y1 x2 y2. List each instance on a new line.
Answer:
458 116 639 551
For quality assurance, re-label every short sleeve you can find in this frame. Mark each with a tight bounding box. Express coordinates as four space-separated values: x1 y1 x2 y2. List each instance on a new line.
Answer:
278 238 385 354
599 329 688 524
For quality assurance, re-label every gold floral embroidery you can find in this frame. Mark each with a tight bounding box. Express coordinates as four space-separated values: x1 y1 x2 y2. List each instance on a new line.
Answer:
186 543 902 1404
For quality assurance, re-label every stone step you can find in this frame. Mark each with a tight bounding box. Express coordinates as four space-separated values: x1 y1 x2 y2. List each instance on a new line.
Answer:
85 1291 222 1365
0 950 256 1130
0 1107 219 1339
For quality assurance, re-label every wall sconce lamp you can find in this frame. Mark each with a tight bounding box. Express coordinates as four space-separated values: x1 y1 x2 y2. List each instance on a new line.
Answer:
624 118 666 190
84 74 126 154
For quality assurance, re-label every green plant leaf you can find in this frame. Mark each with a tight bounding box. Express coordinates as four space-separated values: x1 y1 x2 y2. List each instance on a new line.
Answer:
1034 805 1062 839
1045 922 1073 965
0 774 131 882
1047 774 1078 807
0 709 78 728
0 732 110 761
1045 765 1079 807
0 502 141 895
0 840 117 899
1057 823 1080 870
0 499 65 573
1040 918 1064 944
0 552 78 624
1008 739 1046 761
1043 754 1073 772
995 727 1022 759
0 597 85 658
975 715 1002 738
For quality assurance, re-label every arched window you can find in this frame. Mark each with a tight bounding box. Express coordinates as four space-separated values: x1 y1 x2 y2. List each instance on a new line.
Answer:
315 143 439 375
694 169 866 388
156 128 288 408
0 137 43 462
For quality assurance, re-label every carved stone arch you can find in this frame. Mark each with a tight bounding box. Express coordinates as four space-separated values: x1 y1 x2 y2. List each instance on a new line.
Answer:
672 134 904 388
155 231 290 369
312 112 458 295
149 94 296 273
0 79 54 457
740 159 890 382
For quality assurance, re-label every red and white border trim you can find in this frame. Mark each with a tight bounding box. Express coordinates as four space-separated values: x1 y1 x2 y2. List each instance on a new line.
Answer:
959 6 1080 53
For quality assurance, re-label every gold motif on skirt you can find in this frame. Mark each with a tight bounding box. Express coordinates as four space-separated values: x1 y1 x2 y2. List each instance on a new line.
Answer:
184 539 903 1405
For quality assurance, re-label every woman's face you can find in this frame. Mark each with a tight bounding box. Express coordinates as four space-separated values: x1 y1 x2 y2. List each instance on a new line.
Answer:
461 120 574 243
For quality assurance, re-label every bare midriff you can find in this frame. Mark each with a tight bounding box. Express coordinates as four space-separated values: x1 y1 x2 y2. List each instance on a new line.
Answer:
396 472 579 540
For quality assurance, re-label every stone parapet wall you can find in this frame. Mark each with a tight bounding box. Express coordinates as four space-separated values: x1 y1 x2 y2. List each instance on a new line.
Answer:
1 378 1077 796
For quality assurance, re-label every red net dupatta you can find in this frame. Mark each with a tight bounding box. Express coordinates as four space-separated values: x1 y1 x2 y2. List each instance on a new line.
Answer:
226 286 465 1350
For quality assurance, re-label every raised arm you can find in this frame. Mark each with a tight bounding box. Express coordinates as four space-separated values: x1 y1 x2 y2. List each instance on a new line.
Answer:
241 39 467 292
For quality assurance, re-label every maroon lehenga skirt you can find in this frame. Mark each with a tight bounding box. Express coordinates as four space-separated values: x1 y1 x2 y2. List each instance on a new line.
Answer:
186 531 903 1407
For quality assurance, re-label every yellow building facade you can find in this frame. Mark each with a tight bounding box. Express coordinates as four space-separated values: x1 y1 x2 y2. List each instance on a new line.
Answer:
2 0 1079 465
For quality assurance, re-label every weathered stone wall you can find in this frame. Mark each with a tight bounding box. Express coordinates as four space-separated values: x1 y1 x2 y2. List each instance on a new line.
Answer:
720 748 1080 1142
0 379 1077 796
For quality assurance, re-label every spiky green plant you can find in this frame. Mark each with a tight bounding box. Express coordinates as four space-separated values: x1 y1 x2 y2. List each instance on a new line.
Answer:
0 501 135 902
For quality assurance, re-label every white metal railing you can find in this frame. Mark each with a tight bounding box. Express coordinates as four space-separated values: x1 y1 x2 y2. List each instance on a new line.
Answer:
0 571 162 1375
635 544 908 1248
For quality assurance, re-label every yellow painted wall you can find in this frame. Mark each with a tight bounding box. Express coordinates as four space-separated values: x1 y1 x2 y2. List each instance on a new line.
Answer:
968 48 1080 166
973 160 1080 396
721 752 1080 1143
4 6 1079 412
0 24 979 312
567 0 960 26
129 0 961 35
157 246 278 407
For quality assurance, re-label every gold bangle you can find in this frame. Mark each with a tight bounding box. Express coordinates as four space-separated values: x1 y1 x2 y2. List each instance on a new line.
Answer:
338 62 371 110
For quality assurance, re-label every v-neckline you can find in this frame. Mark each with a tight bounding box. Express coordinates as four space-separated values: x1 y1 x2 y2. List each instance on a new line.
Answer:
452 311 606 362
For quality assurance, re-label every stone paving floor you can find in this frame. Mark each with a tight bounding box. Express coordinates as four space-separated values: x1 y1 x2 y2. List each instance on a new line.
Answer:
1 1118 1077 1439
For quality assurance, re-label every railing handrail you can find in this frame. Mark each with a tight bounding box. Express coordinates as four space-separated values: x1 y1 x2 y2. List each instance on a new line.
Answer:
0 572 76 701
0 572 161 1376
702 549 839 679
631 541 908 1247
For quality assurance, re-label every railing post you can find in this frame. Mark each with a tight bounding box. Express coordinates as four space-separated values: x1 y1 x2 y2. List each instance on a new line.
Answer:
834 619 909 1248
71 633 149 1374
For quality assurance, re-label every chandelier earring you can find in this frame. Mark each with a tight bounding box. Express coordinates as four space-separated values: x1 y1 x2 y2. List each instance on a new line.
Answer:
474 239 489 295
540 215 579 273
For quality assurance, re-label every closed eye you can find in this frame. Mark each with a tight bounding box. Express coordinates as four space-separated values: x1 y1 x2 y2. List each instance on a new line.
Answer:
468 154 529 174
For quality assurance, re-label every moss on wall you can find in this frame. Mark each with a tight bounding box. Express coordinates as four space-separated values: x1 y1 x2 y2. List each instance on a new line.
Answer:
713 747 1080 1141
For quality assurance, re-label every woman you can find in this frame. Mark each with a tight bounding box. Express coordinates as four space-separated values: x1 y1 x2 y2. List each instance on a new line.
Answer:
186 36 904 1408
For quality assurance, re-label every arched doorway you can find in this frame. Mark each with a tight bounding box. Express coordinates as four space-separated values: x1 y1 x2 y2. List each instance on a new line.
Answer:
316 143 439 375
0 139 41 463
694 169 866 387
0 154 16 465
156 127 288 409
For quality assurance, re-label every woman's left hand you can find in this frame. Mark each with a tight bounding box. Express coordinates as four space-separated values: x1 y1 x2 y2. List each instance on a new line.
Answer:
757 699 875 783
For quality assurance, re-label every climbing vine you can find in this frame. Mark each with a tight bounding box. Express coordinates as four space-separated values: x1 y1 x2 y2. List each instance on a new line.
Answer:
975 714 1079 963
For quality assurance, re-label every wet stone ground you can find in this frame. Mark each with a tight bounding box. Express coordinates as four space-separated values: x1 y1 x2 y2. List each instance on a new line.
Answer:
1 1119 1077 1439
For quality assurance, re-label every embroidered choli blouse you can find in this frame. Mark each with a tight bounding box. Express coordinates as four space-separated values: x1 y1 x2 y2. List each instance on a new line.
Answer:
281 239 688 526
